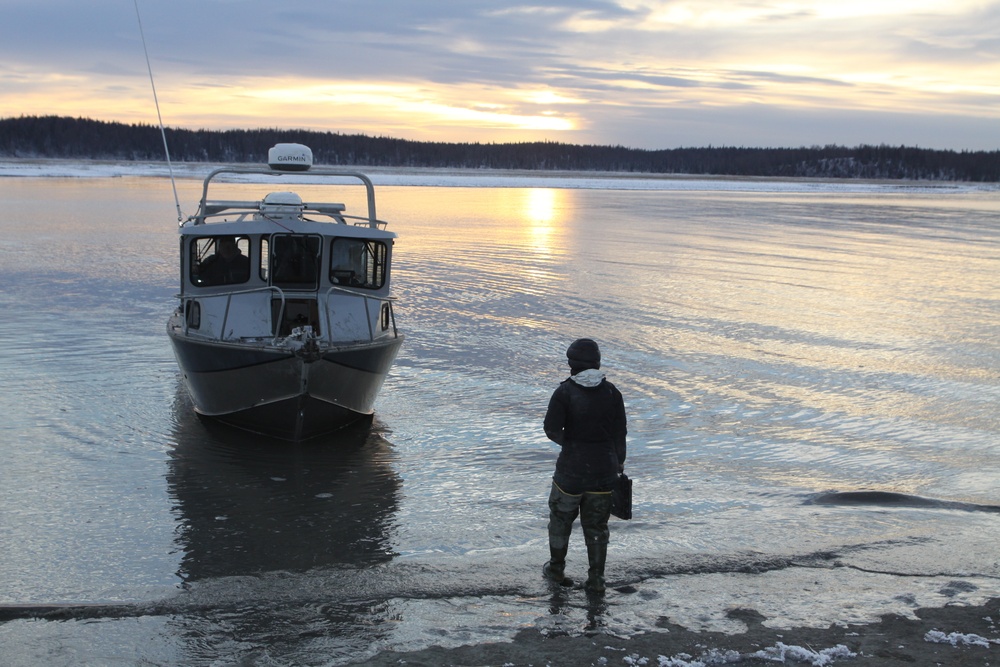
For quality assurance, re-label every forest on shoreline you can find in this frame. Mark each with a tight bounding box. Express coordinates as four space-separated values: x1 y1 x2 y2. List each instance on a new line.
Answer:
1 115 998 181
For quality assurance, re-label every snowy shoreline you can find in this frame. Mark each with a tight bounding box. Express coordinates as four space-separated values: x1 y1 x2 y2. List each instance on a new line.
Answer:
353 596 1000 666
1 157 996 194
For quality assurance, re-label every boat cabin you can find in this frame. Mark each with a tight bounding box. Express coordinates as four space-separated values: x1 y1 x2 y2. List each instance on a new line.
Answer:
175 158 398 347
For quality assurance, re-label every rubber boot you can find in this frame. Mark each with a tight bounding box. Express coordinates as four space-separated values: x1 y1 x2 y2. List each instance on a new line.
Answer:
580 490 612 594
584 541 607 594
543 546 572 585
546 483 580 587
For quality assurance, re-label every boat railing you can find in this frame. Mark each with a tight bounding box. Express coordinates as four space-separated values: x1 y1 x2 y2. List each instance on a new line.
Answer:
322 285 399 342
178 285 398 345
190 204 389 230
179 286 287 342
190 167 386 229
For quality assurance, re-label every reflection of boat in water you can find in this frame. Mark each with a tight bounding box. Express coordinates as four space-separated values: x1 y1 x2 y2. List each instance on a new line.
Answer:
167 143 403 440
167 392 401 581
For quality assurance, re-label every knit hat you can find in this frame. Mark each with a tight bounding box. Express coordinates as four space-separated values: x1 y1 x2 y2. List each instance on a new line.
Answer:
566 338 601 371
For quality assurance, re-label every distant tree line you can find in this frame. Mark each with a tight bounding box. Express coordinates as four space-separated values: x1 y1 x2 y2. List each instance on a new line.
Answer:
1 115 998 181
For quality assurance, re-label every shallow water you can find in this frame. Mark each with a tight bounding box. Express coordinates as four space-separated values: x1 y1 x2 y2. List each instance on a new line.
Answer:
0 173 998 665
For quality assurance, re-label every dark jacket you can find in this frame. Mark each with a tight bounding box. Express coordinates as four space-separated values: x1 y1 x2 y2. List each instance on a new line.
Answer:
544 370 627 494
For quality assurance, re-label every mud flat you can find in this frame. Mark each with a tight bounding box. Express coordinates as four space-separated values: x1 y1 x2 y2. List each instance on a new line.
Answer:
352 597 1000 666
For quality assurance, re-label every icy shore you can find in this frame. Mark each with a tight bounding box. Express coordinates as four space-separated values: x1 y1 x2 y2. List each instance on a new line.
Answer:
1 157 996 194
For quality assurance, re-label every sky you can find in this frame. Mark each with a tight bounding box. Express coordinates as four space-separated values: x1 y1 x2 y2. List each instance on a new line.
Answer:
1 0 998 151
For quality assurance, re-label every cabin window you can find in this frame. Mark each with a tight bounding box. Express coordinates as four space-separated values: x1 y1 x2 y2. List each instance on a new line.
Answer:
185 300 201 329
380 303 391 331
270 234 321 290
190 236 251 286
329 239 387 289
260 238 270 281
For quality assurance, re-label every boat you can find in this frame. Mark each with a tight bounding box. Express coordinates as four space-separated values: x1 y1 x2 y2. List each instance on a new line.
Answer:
167 143 403 440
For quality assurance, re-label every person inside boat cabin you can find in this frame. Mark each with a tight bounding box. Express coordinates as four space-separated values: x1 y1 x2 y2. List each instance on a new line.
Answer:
197 236 250 286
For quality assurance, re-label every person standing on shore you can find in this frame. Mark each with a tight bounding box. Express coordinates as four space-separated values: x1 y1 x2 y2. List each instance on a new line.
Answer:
543 338 627 594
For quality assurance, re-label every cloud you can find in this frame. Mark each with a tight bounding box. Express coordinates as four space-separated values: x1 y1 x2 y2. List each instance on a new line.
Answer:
0 0 997 149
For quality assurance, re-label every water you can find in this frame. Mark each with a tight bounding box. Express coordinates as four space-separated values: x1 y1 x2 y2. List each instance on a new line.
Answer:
0 172 998 665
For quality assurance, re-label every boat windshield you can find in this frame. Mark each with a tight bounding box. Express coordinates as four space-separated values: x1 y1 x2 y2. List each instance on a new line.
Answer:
329 238 388 289
185 233 389 292
268 234 321 290
190 236 251 286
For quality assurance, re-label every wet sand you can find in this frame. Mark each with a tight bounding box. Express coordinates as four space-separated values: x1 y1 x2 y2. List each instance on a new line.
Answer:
353 597 1000 666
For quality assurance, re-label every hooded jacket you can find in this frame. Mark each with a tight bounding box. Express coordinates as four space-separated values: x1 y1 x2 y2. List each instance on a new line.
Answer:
544 368 627 494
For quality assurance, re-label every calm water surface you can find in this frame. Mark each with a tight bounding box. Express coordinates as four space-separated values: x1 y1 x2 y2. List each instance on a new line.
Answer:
0 173 998 665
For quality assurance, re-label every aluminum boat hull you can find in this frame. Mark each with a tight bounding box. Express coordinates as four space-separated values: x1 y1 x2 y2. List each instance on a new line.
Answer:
168 328 404 440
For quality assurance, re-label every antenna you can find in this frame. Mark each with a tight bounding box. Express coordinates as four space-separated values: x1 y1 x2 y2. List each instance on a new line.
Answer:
133 0 183 222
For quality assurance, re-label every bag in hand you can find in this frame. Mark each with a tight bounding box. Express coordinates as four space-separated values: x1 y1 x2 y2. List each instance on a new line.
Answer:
611 473 632 520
